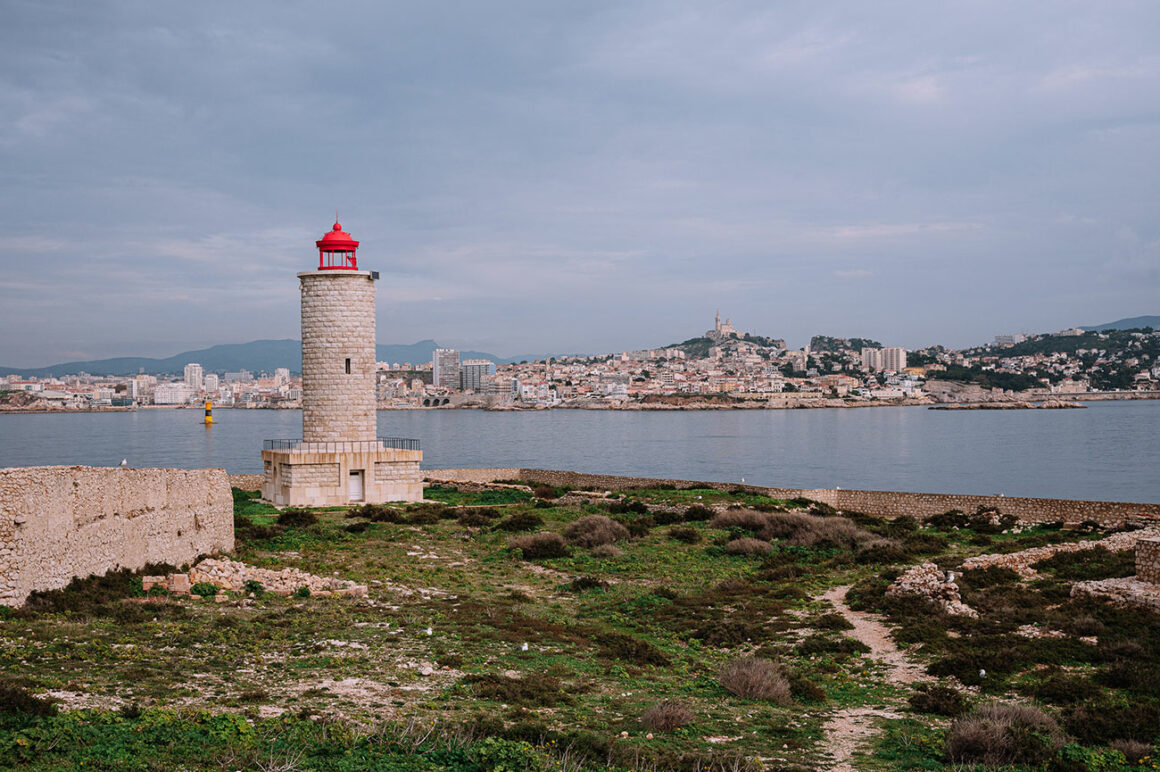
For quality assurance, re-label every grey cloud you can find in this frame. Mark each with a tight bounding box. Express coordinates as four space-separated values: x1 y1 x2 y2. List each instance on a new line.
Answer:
1 1 1158 366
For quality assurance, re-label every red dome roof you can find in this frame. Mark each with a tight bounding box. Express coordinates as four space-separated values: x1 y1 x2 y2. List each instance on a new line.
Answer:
316 221 359 251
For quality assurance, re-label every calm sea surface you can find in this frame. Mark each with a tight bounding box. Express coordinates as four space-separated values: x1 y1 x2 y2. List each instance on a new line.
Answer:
1 402 1158 502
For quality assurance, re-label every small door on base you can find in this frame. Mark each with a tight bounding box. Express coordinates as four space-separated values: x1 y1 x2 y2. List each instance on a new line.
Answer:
349 470 365 502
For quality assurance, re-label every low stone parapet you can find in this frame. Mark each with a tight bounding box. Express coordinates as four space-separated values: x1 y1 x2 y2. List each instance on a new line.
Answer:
423 468 1160 525
962 529 1160 576
1072 577 1160 612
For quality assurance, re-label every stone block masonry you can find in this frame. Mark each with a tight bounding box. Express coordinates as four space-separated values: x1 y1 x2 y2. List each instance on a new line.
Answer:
300 271 377 443
0 466 234 606
1139 538 1160 584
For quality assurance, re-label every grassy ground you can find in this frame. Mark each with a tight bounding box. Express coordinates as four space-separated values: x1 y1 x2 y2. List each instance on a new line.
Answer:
0 484 1157 771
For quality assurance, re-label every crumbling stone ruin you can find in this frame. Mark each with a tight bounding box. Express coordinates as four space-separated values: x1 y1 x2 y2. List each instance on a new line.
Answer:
1072 536 1160 612
887 562 978 617
144 557 367 598
961 528 1159 576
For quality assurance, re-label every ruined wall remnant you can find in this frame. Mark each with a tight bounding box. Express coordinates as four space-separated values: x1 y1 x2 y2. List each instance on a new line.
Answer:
0 466 234 606
1139 537 1160 584
423 468 1160 526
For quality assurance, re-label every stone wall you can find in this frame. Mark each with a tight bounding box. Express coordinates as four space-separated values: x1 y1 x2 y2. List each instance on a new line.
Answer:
299 270 378 442
1139 538 1160 584
828 488 1160 526
375 460 421 483
0 466 234 606
282 462 339 488
228 473 264 491
422 468 1160 526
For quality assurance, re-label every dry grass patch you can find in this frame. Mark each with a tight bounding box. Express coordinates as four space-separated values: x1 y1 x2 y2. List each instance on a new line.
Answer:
718 657 791 703
946 702 1066 767
508 532 569 559
725 537 772 556
641 700 695 732
564 515 630 547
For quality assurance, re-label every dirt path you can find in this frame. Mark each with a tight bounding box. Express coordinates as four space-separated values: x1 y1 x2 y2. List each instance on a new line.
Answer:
815 584 928 771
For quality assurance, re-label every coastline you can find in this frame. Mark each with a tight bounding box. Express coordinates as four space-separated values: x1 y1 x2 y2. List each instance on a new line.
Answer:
3 390 1159 414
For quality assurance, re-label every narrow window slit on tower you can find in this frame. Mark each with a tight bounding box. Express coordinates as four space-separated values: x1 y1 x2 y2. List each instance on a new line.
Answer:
345 358 351 374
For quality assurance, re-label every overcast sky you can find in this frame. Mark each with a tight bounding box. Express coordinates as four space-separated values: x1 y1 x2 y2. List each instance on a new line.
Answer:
2 1 1158 366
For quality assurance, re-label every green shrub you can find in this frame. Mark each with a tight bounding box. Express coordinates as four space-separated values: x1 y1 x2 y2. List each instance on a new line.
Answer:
1031 673 1099 705
651 509 684 525
349 503 402 522
469 737 544 772
19 565 177 617
1032 546 1136 581
509 532 570 560
569 576 608 592
813 612 854 631
909 684 970 717
669 526 703 544
406 510 442 525
0 684 57 717
1049 744 1132 772
855 543 909 564
684 504 714 521
243 579 265 596
1065 699 1160 744
925 509 969 529
293 586 311 598
605 499 648 515
796 634 870 658
190 582 218 598
276 508 317 528
495 512 544 532
466 673 572 707
595 632 669 666
458 509 495 527
787 671 826 702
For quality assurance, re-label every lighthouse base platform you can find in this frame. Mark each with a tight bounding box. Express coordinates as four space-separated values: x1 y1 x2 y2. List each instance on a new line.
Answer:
260 439 423 507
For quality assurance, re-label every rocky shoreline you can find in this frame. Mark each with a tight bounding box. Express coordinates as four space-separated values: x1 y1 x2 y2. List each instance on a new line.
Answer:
929 400 1086 410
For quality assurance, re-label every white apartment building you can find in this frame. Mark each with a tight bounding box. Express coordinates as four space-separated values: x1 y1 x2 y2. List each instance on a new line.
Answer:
432 348 460 389
861 347 907 372
459 359 495 391
183 363 204 392
154 382 194 405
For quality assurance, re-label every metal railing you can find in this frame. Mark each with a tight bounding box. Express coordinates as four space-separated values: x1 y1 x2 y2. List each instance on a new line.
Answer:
263 438 421 452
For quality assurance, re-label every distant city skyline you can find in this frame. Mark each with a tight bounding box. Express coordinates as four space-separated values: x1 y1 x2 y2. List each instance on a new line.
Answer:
2 3 1158 366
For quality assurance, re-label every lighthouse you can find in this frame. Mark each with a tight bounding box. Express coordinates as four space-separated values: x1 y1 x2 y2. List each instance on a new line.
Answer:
261 221 423 506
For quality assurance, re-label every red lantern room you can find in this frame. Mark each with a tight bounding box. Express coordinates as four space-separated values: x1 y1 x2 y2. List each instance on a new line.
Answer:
315 221 360 270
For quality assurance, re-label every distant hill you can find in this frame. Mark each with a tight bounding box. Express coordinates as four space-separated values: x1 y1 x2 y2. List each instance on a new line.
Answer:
809 335 883 353
0 339 534 378
1080 315 1159 332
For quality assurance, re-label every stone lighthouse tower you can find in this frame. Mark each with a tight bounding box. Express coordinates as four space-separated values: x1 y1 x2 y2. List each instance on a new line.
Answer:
261 221 423 506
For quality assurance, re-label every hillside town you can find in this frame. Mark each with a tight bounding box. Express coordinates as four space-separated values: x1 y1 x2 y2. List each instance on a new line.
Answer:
2 314 1158 412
